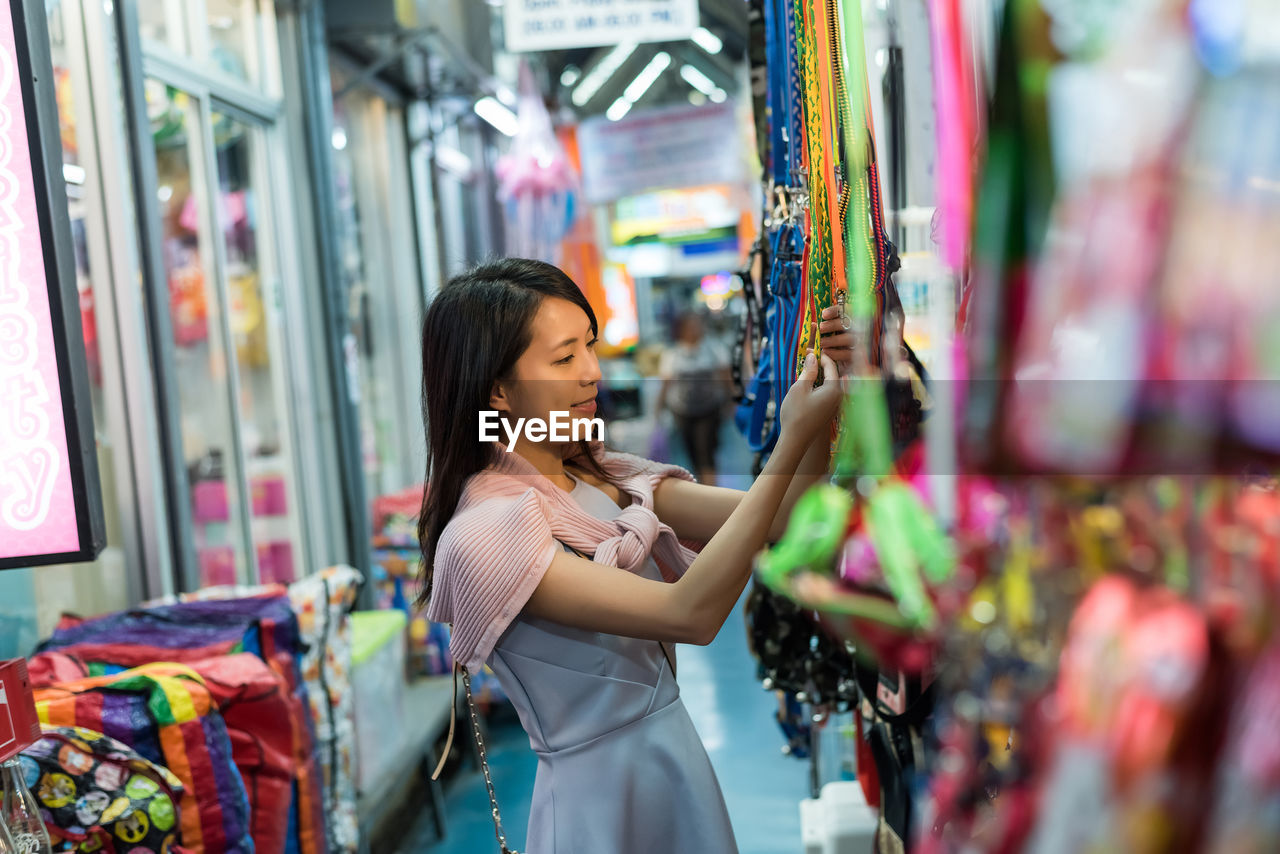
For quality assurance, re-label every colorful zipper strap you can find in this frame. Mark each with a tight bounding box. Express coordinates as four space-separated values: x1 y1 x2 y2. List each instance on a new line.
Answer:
792 0 841 368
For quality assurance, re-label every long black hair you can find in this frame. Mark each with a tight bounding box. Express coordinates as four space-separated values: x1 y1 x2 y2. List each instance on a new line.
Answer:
416 258 611 606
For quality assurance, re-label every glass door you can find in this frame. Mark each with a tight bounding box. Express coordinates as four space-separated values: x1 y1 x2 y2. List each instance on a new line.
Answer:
144 75 307 587
147 81 252 585
209 108 306 586
329 78 425 503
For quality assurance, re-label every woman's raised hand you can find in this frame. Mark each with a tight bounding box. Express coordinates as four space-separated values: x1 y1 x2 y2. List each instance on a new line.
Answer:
778 349 844 445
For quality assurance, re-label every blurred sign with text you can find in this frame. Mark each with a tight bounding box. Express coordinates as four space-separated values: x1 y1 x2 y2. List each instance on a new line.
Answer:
504 0 698 52
577 102 742 204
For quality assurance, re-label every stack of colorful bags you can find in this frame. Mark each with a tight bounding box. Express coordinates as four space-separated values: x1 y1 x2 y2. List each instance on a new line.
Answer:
369 487 507 701
18 566 364 854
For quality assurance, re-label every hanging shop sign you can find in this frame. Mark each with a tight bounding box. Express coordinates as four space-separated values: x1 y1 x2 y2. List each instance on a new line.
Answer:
577 102 742 204
504 0 698 53
0 0 105 569
610 184 740 247
605 183 747 278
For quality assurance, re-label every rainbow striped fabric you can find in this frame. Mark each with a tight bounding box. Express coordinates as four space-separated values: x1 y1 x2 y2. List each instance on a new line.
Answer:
35 666 253 853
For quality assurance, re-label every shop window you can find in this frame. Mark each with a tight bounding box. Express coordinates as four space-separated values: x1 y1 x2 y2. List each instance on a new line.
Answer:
136 0 187 54
329 73 425 504
148 82 253 583
144 79 308 589
205 0 263 84
210 111 307 586
137 0 265 85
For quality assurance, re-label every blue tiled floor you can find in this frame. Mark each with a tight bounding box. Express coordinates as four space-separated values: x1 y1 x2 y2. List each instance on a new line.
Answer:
403 423 809 853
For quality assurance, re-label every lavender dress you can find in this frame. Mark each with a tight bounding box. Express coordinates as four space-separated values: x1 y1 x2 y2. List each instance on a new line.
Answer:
486 475 740 854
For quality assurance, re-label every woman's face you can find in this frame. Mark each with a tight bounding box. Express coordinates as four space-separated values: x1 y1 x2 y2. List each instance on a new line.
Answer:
491 297 601 442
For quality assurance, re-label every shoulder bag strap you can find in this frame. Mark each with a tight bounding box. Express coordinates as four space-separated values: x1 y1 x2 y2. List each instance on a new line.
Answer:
431 662 519 854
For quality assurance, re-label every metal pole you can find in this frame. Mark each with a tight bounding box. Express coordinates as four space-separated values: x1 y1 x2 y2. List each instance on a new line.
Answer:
421 46 451 289
295 0 373 597
113 0 200 591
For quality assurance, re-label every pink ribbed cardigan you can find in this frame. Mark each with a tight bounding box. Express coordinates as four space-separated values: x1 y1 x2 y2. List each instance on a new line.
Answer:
426 441 704 671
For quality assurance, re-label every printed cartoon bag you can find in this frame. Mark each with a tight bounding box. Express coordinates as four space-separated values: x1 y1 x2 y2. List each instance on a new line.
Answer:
19 725 192 853
33 667 253 854
31 653 299 854
38 596 327 854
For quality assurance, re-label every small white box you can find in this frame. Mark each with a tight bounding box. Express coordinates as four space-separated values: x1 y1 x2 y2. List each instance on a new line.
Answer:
800 797 826 854
799 781 879 854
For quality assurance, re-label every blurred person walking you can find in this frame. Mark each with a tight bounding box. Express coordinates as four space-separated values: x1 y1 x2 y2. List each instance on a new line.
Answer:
656 311 736 484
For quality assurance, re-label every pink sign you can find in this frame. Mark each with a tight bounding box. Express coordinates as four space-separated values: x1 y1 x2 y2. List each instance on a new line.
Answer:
0 7 80 560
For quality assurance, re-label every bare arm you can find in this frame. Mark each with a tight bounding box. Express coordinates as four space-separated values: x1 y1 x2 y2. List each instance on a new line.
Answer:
652 415 832 543
524 351 843 645
525 433 807 645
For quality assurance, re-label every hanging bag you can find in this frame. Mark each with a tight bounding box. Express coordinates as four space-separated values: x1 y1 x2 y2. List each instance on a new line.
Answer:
20 725 192 854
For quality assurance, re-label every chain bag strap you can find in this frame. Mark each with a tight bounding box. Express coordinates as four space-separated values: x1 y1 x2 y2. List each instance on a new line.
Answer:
463 667 519 854
431 663 520 854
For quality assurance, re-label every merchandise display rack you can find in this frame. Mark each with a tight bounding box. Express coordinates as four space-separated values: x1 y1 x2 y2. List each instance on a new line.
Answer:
735 0 1280 851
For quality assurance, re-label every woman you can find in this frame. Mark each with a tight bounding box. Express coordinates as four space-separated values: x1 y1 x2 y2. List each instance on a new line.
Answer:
656 310 736 484
417 259 854 853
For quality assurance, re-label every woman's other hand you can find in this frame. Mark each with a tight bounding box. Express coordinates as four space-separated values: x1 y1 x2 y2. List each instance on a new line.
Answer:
818 305 863 377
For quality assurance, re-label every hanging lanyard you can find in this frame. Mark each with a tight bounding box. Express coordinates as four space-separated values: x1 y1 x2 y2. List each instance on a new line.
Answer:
782 0 807 187
764 0 792 188
791 0 848 370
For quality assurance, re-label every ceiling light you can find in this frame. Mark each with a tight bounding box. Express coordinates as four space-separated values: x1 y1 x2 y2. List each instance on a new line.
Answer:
679 64 717 96
710 88 727 103
435 145 473 177
691 27 722 55
495 84 517 107
560 66 582 87
474 96 519 136
606 97 632 121
331 127 348 150
623 51 671 104
62 163 86 185
572 41 638 106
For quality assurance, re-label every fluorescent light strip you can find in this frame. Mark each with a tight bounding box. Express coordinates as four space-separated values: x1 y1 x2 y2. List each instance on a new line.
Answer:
474 96 519 136
435 145 473 177
606 97 633 121
572 41 638 106
679 64 717 96
623 52 671 104
691 26 722 55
